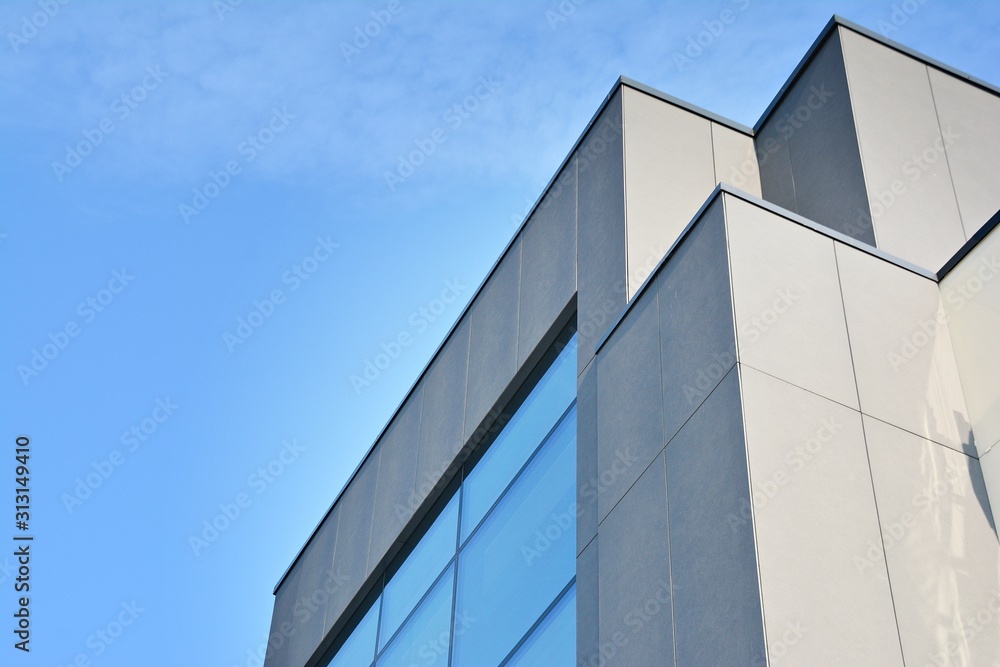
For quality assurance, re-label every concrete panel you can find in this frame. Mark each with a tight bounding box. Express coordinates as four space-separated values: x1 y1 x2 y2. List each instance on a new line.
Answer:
415 317 470 509
927 69 1000 237
367 388 423 575
941 225 1000 457
840 28 966 269
664 368 765 665
577 362 598 555
741 366 903 666
863 416 1000 667
598 451 673 666
712 122 761 197
576 538 599 667
466 238 521 441
757 31 874 245
726 195 859 409
265 563 300 667
519 163 577 366
577 90 626 375
324 455 378 628
622 86 716 297
596 291 663 522
836 242 971 453
755 117 797 215
288 509 339 666
656 197 736 445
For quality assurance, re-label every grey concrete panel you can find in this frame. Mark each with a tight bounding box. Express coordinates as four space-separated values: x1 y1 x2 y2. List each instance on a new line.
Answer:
656 197 736 446
465 238 521 442
927 68 1000 237
598 451 673 666
288 508 339 666
778 31 875 245
519 163 577 367
577 362 598 555
740 366 903 666
840 28 966 268
664 368 765 665
367 388 423 575
753 109 798 211
726 195 859 409
576 538 599 667
596 291 663 522
863 416 1000 666
755 114 797 214
941 224 1000 458
264 562 300 667
415 317 470 509
835 242 971 453
577 90 626 375
622 86 716 297
324 455 378 630
712 122 761 197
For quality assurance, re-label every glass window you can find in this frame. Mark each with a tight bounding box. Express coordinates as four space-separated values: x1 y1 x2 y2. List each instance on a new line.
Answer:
377 564 455 667
328 596 379 667
460 338 576 542
378 494 459 650
451 407 577 666
324 331 578 667
505 585 576 667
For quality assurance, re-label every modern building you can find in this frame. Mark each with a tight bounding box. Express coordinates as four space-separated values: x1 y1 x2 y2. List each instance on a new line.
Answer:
264 16 1000 666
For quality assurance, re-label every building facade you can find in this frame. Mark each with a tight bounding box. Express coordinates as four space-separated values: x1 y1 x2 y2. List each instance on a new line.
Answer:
265 16 1000 666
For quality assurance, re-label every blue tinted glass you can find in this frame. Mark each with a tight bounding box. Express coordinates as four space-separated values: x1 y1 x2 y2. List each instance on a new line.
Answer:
377 564 455 667
329 596 379 667
461 335 577 541
379 493 459 650
452 406 577 666
505 585 576 667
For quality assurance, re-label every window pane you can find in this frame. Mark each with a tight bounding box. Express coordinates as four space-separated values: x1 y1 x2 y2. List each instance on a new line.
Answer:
377 564 455 667
505 585 576 667
461 335 577 541
329 596 379 667
452 407 577 666
379 493 459 650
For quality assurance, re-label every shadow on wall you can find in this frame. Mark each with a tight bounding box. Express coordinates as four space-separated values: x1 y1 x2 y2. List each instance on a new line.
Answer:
956 411 997 538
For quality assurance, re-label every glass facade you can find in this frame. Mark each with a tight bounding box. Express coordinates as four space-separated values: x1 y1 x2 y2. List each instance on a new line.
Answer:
322 334 577 667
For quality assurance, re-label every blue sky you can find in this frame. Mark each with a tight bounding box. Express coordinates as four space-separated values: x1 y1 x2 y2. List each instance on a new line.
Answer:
1 1 998 665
